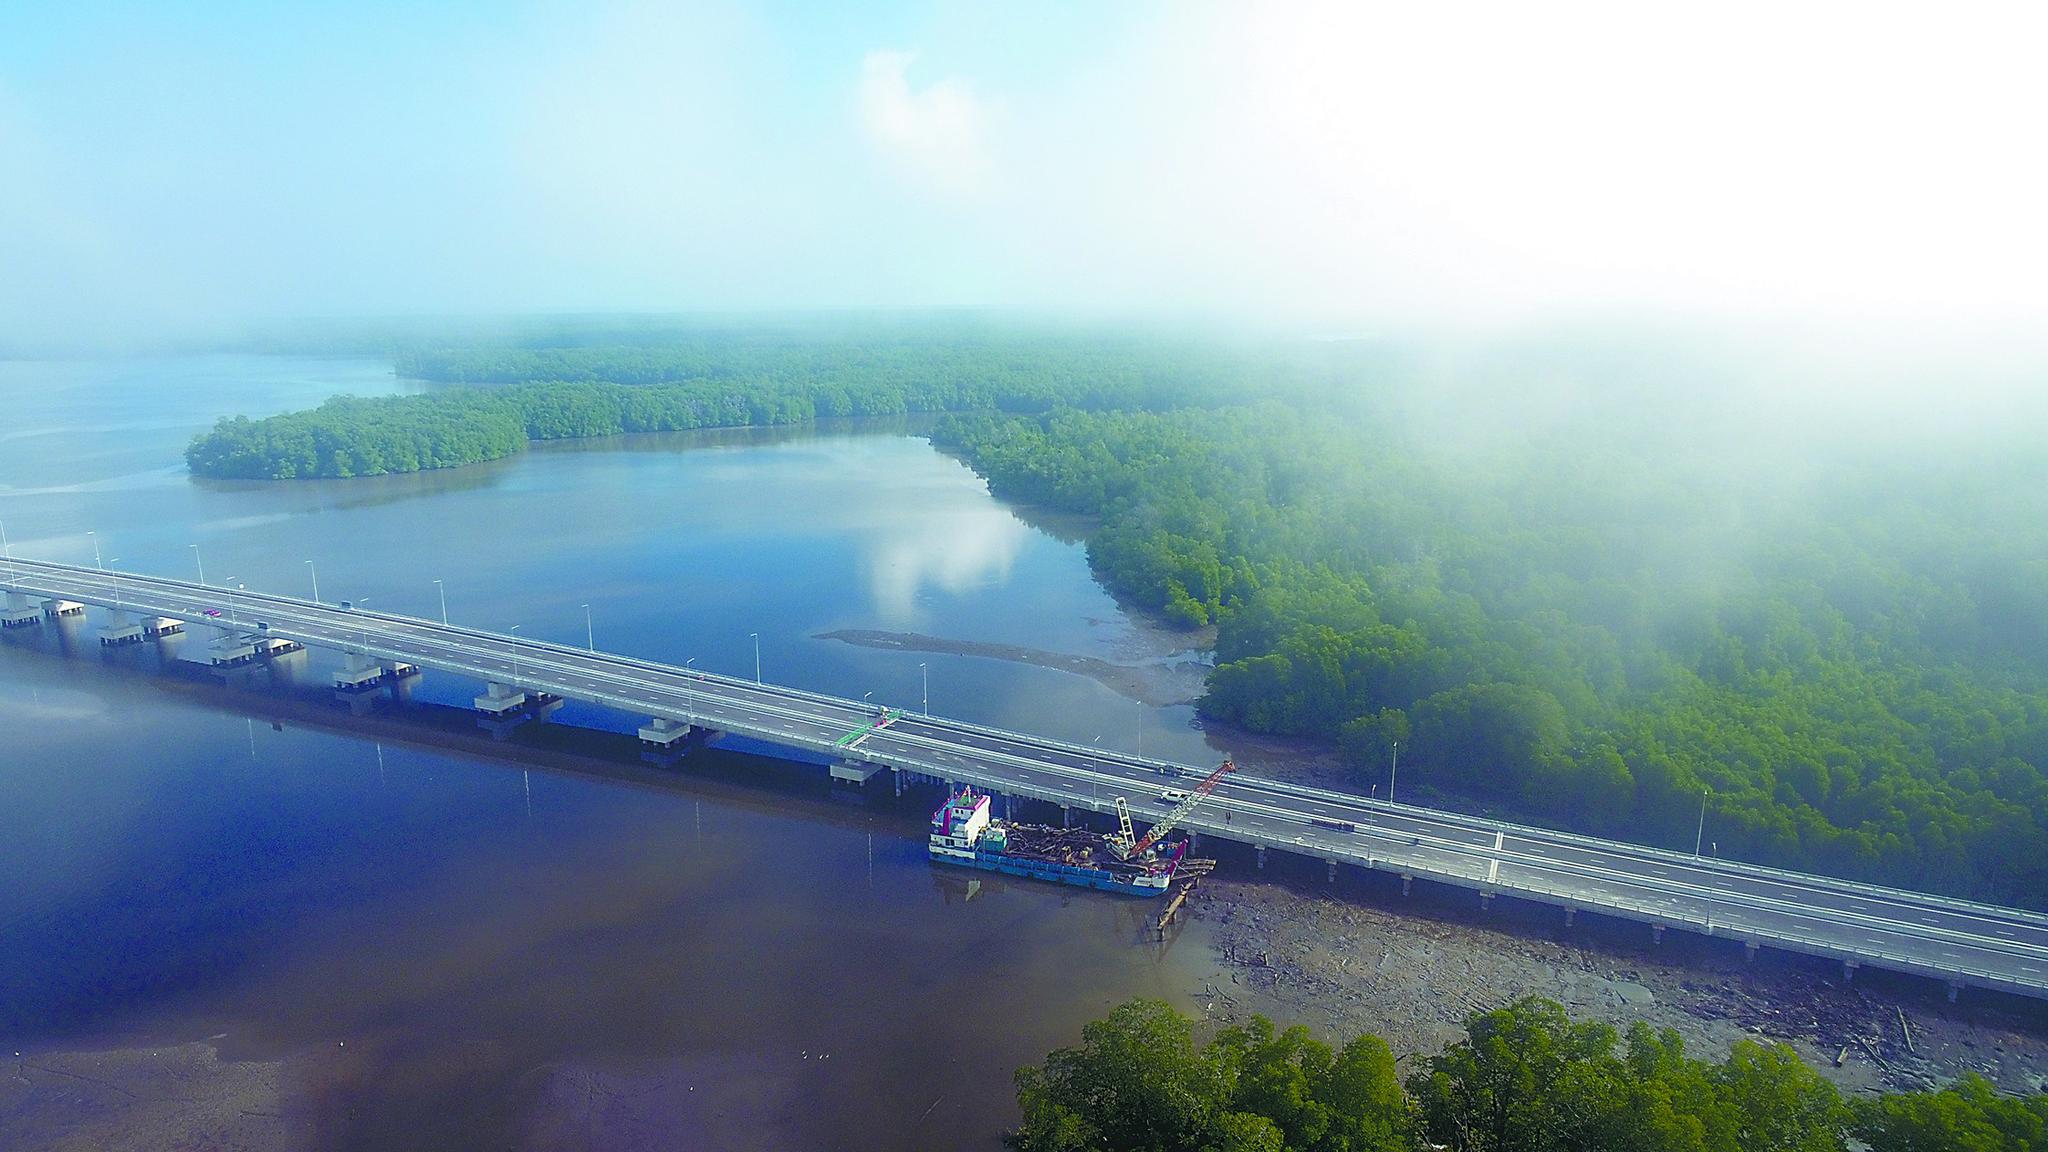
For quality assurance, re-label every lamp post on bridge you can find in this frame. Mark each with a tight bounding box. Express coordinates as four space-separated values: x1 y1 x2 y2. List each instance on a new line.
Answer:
355 597 373 658
750 632 760 684
1388 740 1400 805
433 578 449 626
581 603 594 652
1695 788 1709 859
87 529 102 571
304 560 320 604
107 559 124 611
509 623 523 686
919 662 927 717
188 543 205 585
1 516 17 588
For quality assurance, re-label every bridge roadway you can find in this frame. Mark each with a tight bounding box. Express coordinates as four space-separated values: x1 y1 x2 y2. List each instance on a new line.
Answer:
8 555 2048 1000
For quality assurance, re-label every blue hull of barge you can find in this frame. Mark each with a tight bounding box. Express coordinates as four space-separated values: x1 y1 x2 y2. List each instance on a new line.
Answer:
932 848 1168 897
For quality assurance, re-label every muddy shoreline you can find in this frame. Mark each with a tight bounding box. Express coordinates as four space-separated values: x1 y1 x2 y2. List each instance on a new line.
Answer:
815 627 1212 707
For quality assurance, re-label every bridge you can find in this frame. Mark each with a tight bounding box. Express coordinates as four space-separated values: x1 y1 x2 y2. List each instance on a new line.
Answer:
6 554 2048 1002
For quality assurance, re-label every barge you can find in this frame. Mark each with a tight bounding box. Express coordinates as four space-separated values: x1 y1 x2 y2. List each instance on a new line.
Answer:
928 788 1188 896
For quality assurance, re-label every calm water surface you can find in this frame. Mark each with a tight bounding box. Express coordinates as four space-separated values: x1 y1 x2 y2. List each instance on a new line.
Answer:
0 356 1231 1149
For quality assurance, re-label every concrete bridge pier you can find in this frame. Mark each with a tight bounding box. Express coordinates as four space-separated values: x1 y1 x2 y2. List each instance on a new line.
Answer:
145 616 183 638
638 717 691 750
831 758 885 784
1744 940 1759 962
1842 959 1859 982
1255 844 1267 869
1327 860 1339 883
208 630 258 666
335 653 384 691
1480 890 1494 913
1948 980 1962 1003
1652 924 1665 945
1563 907 1576 928
43 598 84 619
3 591 43 628
334 653 386 713
474 682 527 715
97 610 146 646
1400 874 1413 896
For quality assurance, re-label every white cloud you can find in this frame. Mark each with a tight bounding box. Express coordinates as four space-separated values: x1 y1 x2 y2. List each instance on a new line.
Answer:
859 50 989 196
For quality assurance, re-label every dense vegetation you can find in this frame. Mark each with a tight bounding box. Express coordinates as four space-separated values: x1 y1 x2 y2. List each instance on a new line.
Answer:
932 391 2048 906
1011 997 2047 1152
186 332 1274 479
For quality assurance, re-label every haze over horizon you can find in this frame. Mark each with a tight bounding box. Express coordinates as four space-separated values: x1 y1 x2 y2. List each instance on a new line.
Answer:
3 1 2044 351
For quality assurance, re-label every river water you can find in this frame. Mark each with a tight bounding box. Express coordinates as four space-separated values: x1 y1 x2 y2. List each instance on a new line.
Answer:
0 356 1232 1149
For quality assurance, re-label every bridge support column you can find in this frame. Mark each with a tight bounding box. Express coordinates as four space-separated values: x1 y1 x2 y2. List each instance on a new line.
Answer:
1327 860 1338 883
145 615 183 637
208 631 257 666
335 653 384 692
1651 924 1665 945
1842 959 1858 982
1948 980 1962 1004
1480 891 1494 913
475 682 528 715
1061 806 1071 828
1255 845 1267 870
1744 940 1759 962
43 598 83 618
638 717 691 749
4 591 44 628
831 758 885 784
1563 907 1575 928
1400 874 1412 896
97 610 146 646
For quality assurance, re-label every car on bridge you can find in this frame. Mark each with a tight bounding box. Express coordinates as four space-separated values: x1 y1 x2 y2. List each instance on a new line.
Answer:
203 608 222 618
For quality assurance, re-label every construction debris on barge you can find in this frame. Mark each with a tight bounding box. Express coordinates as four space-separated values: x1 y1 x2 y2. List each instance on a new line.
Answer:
927 761 1229 896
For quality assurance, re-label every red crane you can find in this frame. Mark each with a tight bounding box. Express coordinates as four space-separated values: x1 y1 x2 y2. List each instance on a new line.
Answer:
1118 758 1236 859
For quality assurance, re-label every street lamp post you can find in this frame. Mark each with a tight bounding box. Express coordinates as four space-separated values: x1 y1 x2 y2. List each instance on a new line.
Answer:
919 662 928 717
581 603 593 652
355 597 373 656
304 560 320 604
750 632 760 684
1694 789 1709 859
87 530 102 570
188 543 205 585
433 578 448 625
1 516 16 587
107 559 123 610
1388 740 1400 805
509 623 523 686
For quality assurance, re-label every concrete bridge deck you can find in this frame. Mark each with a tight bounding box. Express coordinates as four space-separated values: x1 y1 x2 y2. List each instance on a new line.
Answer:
6 555 2048 1001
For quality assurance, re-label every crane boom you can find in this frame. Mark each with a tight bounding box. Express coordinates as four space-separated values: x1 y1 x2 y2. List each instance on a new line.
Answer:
1122 759 1235 859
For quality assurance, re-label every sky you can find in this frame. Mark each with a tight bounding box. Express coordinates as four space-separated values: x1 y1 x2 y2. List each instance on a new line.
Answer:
2 0 2045 349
